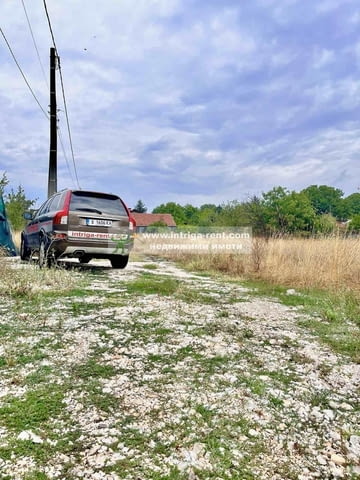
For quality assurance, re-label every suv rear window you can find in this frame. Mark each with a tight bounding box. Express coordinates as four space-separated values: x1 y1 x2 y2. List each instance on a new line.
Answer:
69 191 128 216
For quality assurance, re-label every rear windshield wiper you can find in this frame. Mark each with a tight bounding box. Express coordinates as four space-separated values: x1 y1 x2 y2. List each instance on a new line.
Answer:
74 208 103 215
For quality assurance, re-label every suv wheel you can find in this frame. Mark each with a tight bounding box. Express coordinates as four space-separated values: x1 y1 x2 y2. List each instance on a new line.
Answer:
110 255 129 269
20 236 30 261
39 238 53 268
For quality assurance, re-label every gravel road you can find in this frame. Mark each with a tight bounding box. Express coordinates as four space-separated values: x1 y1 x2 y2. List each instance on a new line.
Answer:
0 258 359 480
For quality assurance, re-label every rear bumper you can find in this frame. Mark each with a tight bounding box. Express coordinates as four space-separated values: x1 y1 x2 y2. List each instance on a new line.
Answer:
50 235 133 258
62 245 131 256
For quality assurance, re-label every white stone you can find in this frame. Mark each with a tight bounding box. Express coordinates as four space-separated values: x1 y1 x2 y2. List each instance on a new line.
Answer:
330 454 346 466
323 409 335 421
330 465 345 478
17 430 43 444
310 406 323 421
348 435 360 456
316 454 328 466
330 431 341 442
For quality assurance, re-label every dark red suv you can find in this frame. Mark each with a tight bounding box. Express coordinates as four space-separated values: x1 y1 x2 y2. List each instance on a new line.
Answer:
21 189 136 268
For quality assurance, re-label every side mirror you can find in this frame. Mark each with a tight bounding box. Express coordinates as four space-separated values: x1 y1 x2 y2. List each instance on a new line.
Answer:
23 212 33 220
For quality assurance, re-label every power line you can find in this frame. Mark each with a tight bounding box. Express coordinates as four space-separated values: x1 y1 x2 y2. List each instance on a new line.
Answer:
21 0 48 88
43 0 81 189
21 0 76 188
58 126 76 186
43 0 57 52
0 26 49 120
58 59 81 189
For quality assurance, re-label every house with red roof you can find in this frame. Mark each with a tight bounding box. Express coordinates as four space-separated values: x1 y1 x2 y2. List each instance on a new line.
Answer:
131 212 176 233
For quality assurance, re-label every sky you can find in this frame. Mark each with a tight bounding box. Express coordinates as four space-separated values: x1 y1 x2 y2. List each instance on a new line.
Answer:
1 0 360 210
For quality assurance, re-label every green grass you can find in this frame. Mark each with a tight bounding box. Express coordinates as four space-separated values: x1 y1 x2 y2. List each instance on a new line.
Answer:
24 366 54 386
125 273 180 296
72 358 117 380
83 380 119 413
24 472 49 480
307 389 332 408
142 263 159 270
70 300 98 316
0 388 64 432
195 404 216 424
260 369 298 387
174 259 360 362
0 428 83 466
298 317 360 362
177 288 219 304
124 272 220 304
235 280 360 362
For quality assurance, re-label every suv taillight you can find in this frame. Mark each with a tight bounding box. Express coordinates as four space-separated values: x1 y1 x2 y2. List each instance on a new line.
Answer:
129 216 136 231
53 211 68 225
53 191 71 226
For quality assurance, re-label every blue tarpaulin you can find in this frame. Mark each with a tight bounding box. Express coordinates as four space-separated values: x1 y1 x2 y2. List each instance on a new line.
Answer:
0 195 17 256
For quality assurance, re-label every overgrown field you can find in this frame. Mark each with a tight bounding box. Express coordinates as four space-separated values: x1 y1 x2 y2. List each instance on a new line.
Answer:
134 236 360 293
0 255 359 480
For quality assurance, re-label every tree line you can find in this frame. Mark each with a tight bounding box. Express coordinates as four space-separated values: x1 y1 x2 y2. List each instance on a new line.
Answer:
134 185 360 234
1 171 359 234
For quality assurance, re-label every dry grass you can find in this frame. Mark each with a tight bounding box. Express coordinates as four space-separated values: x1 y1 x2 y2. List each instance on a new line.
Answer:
0 253 81 298
135 235 360 293
261 236 360 291
12 230 21 249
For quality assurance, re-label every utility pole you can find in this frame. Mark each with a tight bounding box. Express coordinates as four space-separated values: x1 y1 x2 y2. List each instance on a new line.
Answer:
47 47 57 198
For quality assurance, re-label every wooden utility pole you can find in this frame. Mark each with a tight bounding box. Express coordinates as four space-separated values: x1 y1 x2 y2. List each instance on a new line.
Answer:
47 47 57 198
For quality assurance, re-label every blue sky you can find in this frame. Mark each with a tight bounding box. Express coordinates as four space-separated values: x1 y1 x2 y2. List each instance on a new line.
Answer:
0 0 359 210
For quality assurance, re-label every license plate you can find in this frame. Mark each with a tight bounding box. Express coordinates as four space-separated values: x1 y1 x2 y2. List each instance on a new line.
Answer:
86 218 112 227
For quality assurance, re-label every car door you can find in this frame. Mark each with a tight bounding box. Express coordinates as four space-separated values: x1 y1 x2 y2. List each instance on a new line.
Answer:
25 198 52 249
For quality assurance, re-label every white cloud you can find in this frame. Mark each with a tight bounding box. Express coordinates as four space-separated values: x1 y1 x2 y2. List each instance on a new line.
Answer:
314 48 335 68
0 0 359 208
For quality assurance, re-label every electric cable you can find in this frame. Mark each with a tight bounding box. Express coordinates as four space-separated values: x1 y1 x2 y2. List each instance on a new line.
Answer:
0 26 49 120
43 0 81 189
21 0 76 188
57 59 81 189
58 126 76 186
21 0 48 88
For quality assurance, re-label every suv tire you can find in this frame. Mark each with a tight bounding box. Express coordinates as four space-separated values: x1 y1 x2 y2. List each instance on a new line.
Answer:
110 255 129 269
20 236 30 261
39 237 53 268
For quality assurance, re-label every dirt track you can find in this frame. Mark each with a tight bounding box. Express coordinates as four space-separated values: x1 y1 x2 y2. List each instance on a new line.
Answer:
0 258 359 479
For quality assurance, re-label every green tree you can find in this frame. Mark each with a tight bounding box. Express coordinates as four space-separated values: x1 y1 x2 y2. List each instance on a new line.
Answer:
348 214 360 232
183 204 199 225
263 187 316 234
302 185 344 219
343 193 360 217
0 172 9 197
152 202 186 225
216 200 248 227
262 186 289 232
133 199 147 213
200 204 221 212
242 195 268 235
5 185 36 231
314 214 337 234
198 205 220 226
